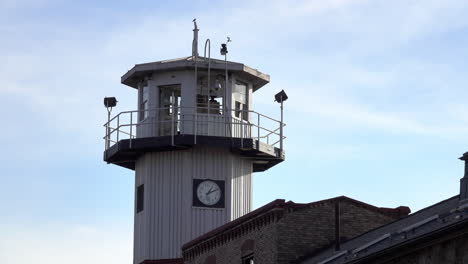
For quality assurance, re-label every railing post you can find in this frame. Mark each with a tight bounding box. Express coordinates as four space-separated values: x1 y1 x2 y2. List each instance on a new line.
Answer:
225 109 227 137
280 99 284 155
181 113 184 135
171 106 175 146
207 109 210 136
194 110 198 144
116 115 120 142
257 114 260 150
104 126 108 150
240 110 244 148
130 112 133 148
106 110 111 150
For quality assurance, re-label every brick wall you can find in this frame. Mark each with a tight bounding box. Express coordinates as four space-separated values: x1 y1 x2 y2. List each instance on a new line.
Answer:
339 202 396 241
276 203 335 263
183 198 405 264
184 223 278 264
276 202 397 264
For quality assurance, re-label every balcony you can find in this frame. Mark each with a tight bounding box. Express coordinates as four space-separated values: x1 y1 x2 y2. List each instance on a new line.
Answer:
103 106 286 172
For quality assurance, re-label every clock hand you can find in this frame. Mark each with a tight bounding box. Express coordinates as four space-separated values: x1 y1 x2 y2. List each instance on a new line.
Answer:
206 189 219 195
206 186 214 195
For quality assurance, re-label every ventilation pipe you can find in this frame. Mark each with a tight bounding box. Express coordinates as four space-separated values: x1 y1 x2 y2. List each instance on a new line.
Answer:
459 152 468 202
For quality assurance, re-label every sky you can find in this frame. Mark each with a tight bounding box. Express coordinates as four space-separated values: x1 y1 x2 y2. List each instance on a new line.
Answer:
2 0 468 263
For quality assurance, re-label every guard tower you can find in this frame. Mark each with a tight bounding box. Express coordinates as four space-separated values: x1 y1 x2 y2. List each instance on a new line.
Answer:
103 21 286 264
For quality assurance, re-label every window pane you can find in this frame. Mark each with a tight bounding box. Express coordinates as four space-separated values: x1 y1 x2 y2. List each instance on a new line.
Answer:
234 82 247 95
235 101 241 118
140 101 148 121
139 83 149 121
242 103 248 120
234 82 247 105
142 85 149 101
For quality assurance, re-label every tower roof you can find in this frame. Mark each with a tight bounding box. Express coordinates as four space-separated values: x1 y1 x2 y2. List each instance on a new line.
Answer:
121 56 270 91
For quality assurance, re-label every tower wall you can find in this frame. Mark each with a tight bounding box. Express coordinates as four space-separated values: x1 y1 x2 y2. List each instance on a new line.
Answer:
133 146 253 263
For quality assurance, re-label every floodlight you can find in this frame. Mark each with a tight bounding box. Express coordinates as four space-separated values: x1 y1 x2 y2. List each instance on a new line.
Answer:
274 90 288 103
104 97 117 108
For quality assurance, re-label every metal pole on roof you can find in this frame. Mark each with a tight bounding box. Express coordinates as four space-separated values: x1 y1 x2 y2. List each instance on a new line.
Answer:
106 108 111 149
204 39 211 115
192 19 199 58
224 47 228 136
280 98 284 154
193 19 199 135
459 152 468 201
221 37 231 137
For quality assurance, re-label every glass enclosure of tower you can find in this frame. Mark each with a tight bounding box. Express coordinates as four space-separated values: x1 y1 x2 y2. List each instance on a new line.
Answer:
104 61 285 153
127 70 256 139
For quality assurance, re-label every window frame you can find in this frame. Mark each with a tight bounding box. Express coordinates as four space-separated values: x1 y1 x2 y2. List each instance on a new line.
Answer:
136 184 144 213
235 101 242 118
139 82 149 122
233 81 249 121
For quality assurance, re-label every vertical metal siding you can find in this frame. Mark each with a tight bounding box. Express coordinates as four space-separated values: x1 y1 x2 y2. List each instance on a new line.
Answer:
133 147 252 263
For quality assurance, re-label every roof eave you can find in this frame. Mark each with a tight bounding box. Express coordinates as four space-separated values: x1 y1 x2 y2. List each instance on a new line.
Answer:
120 59 270 90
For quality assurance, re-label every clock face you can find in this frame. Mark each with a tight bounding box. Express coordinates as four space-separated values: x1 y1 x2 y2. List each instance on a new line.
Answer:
196 180 221 206
193 179 225 208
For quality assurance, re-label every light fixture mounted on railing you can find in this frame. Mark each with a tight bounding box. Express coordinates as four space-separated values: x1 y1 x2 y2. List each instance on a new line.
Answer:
274 90 288 103
104 97 117 108
274 90 288 155
104 97 118 149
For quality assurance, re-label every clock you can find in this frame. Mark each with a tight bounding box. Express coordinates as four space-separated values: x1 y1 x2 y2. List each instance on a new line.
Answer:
193 179 225 208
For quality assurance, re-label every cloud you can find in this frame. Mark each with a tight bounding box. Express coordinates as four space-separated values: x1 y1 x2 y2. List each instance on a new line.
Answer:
0 224 132 264
2 1 468 263
1 0 467 164
0 0 57 10
284 82 468 138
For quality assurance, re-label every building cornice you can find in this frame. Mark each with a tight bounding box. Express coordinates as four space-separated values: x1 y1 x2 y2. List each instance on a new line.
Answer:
182 196 409 260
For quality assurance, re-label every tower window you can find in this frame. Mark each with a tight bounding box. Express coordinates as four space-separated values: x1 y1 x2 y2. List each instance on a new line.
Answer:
235 101 248 120
242 103 248 120
235 101 242 118
234 81 249 121
136 184 144 213
139 83 149 121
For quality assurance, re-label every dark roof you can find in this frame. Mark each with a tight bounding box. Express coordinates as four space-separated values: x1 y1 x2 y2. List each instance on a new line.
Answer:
182 196 409 252
121 56 270 91
300 195 462 264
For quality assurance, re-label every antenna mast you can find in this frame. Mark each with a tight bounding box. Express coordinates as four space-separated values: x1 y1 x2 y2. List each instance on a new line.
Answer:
192 19 199 58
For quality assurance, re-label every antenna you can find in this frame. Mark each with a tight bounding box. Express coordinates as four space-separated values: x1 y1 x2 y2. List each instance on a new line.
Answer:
220 36 232 139
192 19 199 58
193 19 200 126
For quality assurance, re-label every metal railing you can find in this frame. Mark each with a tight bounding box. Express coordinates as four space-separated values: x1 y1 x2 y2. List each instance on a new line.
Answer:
103 106 286 152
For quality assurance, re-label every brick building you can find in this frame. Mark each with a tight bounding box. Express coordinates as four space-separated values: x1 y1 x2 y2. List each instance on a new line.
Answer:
300 152 468 264
102 22 468 264
300 195 468 264
182 197 409 264
180 152 468 264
